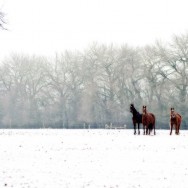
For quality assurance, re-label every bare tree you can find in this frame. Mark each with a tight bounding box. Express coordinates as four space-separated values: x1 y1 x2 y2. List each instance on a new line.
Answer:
0 11 7 30
83 44 120 125
44 51 84 128
0 54 49 127
117 45 143 106
155 34 188 128
1 32 188 128
141 43 171 126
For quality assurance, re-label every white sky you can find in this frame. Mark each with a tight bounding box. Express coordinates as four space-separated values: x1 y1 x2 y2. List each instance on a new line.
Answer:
0 0 188 58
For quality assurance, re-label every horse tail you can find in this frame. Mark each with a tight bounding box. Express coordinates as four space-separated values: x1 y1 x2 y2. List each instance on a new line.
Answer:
179 114 182 123
151 113 156 135
177 113 182 126
176 113 182 135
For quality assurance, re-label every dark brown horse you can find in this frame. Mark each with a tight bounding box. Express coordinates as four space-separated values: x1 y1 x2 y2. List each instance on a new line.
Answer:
130 104 142 135
170 108 182 135
142 106 156 135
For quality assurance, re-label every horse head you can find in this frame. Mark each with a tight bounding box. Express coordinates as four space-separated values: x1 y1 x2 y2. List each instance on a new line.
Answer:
130 104 134 113
170 107 176 119
142 106 147 115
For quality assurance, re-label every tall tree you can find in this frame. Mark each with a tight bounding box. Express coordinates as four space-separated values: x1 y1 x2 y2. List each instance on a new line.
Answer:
156 34 188 128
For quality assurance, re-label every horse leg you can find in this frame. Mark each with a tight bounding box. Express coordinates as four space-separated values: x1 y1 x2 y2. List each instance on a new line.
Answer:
174 124 177 135
170 123 173 135
178 124 180 135
146 126 148 135
149 123 153 135
134 123 136 135
147 126 150 135
149 126 151 135
138 123 140 135
146 125 149 135
143 125 146 135
177 123 180 135
154 124 156 135
175 124 178 135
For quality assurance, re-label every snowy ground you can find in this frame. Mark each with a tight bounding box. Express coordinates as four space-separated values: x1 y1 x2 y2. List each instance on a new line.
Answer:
0 129 188 188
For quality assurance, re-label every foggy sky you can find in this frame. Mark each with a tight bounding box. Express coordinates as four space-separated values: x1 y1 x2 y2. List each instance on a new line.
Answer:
0 0 188 59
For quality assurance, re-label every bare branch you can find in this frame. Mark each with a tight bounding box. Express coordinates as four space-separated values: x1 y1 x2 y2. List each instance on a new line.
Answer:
0 11 7 30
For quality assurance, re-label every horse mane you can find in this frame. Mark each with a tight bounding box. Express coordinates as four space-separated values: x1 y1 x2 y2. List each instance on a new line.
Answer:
130 104 138 114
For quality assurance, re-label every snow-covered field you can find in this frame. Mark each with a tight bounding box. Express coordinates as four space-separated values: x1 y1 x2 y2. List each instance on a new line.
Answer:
0 129 188 188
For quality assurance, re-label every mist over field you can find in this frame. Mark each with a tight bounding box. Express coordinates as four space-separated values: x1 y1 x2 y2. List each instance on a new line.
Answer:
0 33 188 128
1 0 188 129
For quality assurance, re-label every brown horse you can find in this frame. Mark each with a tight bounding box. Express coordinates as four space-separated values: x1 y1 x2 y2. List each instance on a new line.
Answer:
170 108 182 135
142 106 156 135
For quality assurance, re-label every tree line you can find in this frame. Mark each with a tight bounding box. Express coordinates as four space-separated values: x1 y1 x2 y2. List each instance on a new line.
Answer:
0 32 188 129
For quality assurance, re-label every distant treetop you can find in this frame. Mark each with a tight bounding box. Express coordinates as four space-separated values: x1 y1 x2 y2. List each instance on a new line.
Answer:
0 11 7 30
